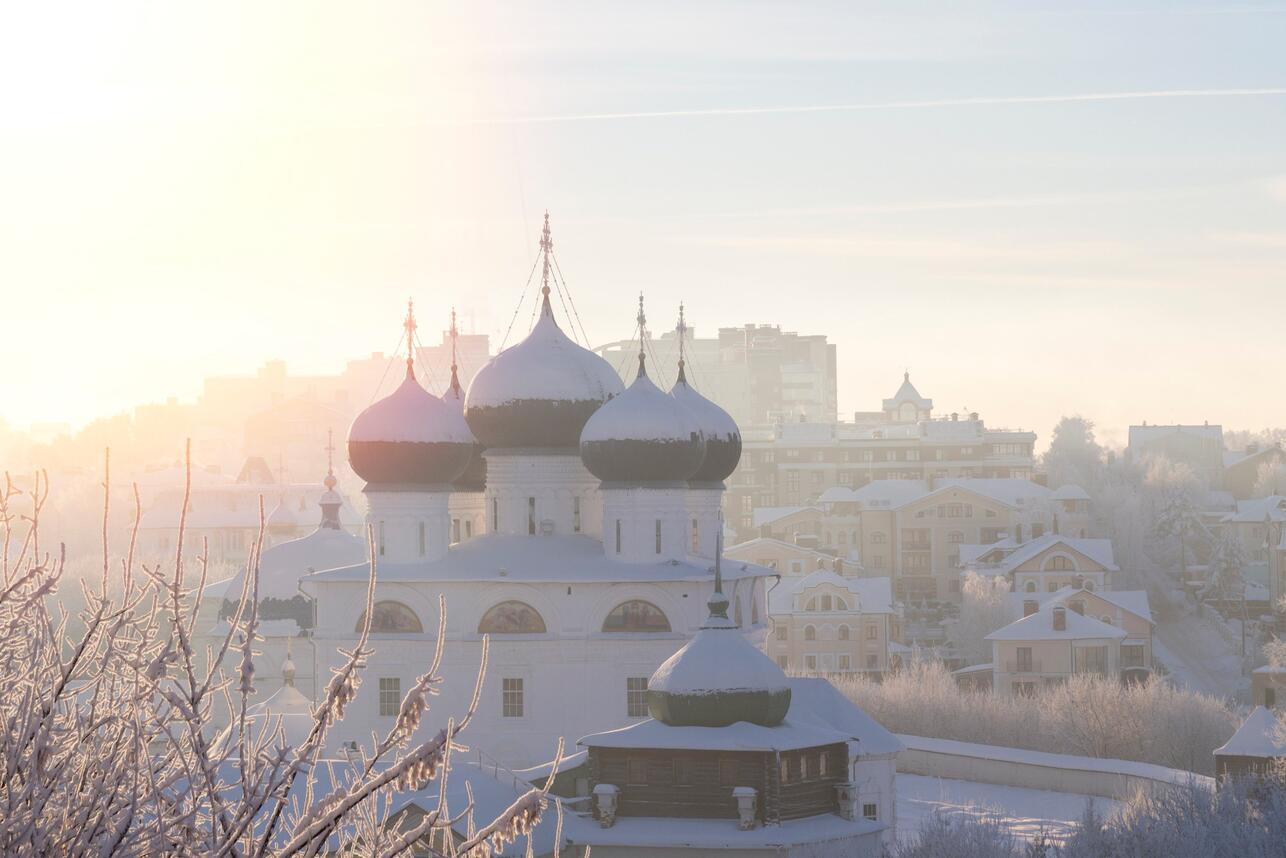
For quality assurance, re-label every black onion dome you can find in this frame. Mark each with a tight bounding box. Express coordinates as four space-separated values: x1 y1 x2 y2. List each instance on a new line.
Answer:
348 366 474 486
670 364 741 483
580 356 706 484
464 300 624 449
647 579 791 727
444 368 487 492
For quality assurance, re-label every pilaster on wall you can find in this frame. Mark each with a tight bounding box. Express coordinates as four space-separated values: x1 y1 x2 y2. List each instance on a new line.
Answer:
602 485 691 564
687 483 725 559
483 450 603 539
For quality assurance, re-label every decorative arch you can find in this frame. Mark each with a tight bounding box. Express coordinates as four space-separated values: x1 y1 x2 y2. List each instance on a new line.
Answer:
1025 581 1037 593
804 625 817 641
835 596 849 611
478 601 547 634
838 624 851 641
602 600 671 633
357 601 423 634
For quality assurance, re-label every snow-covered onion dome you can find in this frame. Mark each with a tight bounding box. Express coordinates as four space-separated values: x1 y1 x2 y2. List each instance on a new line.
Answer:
464 218 624 449
348 334 475 485
647 548 791 728
671 362 741 484
580 352 706 484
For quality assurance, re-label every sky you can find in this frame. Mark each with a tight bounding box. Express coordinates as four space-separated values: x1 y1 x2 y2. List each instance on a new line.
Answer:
2 1 1285 449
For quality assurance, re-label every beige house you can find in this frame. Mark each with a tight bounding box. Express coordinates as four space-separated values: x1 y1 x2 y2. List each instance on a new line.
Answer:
986 604 1125 698
725 535 862 577
964 534 1116 595
1006 587 1153 672
766 572 902 676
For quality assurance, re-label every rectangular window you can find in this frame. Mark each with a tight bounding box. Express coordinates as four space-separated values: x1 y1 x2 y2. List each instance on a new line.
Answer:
719 758 738 787
779 756 791 784
673 758 692 786
863 803 878 821
573 497 581 533
819 751 829 778
452 518 461 545
502 678 524 717
655 519 662 554
1074 646 1109 675
615 519 622 554
1016 647 1034 672
627 757 647 786
378 521 386 557
418 521 426 556
866 654 877 670
1121 644 1145 669
492 498 498 532
777 655 789 669
378 677 400 717
691 518 700 552
528 497 536 535
465 519 472 538
626 677 648 718
805 655 817 671
865 625 877 640
775 623 788 641
838 655 850 670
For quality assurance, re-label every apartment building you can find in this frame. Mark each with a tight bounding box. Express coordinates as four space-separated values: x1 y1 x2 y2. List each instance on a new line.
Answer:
766 572 903 676
987 604 1125 698
597 323 838 426
728 374 1036 536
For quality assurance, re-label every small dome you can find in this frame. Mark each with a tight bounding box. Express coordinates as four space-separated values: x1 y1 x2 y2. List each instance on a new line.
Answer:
445 366 487 492
465 299 624 449
671 364 741 484
348 367 474 486
647 567 791 728
580 356 705 483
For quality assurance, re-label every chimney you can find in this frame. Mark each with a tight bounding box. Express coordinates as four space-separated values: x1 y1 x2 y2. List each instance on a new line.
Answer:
1023 600 1039 617
1052 606 1067 631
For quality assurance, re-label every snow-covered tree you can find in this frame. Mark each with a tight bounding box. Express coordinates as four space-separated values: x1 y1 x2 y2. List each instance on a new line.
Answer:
951 572 1010 665
1042 416 1104 493
1154 484 1202 583
1203 531 1249 603
0 451 565 856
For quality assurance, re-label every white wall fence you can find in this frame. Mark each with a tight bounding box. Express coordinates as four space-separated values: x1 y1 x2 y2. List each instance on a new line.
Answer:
896 734 1213 801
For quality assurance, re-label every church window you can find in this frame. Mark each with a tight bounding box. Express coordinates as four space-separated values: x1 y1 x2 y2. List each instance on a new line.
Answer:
491 498 498 531
752 582 761 623
691 518 699 552
418 522 426 556
452 518 460 545
820 595 832 611
626 677 648 717
528 497 536 535
603 600 671 633
805 655 817 670
615 519 622 554
655 519 662 554
835 597 848 611
573 497 581 533
479 602 547 634
502 678 524 717
357 601 423 634
1025 581 1037 592
775 622 788 641
804 625 816 641
838 624 850 641
378 521 386 557
864 803 879 821
378 677 400 717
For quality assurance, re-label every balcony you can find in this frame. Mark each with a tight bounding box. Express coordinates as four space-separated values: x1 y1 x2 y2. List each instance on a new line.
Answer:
1004 660 1043 673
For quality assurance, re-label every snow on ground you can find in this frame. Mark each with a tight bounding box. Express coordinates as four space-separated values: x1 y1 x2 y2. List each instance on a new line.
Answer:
1154 607 1246 700
897 775 1120 844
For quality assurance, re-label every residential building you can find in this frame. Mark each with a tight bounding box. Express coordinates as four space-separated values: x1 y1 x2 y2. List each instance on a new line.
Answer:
725 535 861 576
764 572 902 675
728 374 1036 535
1004 587 1153 673
597 322 839 426
1126 423 1225 488
1252 665 1286 709
963 534 1117 595
1213 707 1286 780
987 604 1125 698
1224 443 1286 500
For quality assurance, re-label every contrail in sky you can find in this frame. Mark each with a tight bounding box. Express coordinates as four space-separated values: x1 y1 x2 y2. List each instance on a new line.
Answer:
484 88 1286 124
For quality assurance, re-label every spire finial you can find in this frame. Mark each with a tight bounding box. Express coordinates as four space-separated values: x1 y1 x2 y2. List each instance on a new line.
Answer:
675 302 689 385
539 212 554 317
404 298 418 378
704 522 732 624
324 428 337 489
448 307 462 397
904 368 910 382
636 292 648 379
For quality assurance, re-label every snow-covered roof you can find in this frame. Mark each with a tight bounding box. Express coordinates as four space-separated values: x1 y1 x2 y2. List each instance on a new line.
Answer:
1050 484 1091 501
751 505 817 528
300 533 771 588
1223 496 1286 523
973 534 1117 575
882 372 932 411
725 536 850 567
959 538 1018 567
581 365 703 446
986 604 1126 642
848 480 929 509
1214 707 1286 759
1252 664 1286 675
767 571 894 616
1128 424 1223 446
650 620 788 699
211 526 368 602
1004 588 1152 625
933 478 1052 508
579 677 903 755
818 486 860 504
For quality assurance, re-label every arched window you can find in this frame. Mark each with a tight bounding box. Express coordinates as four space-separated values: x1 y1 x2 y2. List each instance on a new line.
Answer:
1025 581 1037 593
356 601 423 634
947 530 965 544
752 580 761 624
1100 615 1113 625
1043 555 1076 572
804 625 816 641
820 595 833 611
478 601 547 634
805 597 818 612
835 597 848 611
602 600 671 633
838 624 850 641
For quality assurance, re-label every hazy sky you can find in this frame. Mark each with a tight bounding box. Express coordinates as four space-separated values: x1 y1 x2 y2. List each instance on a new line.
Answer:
3 2 1285 448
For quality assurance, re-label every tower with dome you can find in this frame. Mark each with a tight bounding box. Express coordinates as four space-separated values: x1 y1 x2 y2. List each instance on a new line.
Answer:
297 215 775 767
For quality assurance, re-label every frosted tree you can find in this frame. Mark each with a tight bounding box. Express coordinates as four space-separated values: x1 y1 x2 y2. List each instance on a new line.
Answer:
1042 416 1104 493
0 450 569 857
951 572 1010 665
1154 484 1202 583
1202 531 1248 603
